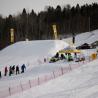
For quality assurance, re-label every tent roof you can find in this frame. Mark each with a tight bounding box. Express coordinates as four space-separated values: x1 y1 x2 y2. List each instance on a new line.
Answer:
59 49 81 53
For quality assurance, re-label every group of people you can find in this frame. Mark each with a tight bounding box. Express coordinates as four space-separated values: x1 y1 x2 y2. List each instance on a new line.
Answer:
49 51 86 63
0 64 26 78
50 52 74 63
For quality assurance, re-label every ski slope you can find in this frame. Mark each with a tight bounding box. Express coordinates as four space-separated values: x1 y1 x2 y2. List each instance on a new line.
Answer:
63 30 98 47
7 59 98 98
0 40 69 93
0 40 68 67
0 30 98 98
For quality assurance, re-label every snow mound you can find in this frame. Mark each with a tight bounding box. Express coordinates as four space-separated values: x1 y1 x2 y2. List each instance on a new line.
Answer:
0 40 69 67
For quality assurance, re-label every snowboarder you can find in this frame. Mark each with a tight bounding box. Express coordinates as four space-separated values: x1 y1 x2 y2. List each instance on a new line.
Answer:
4 66 8 76
21 64 26 73
16 65 20 75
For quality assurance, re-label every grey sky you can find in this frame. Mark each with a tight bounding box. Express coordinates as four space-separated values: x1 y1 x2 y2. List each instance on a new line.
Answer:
0 0 98 17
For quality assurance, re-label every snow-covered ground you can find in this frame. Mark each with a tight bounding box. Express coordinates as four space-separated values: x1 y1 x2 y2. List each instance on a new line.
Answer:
0 40 69 70
0 40 70 96
7 59 98 98
0 30 98 98
63 30 98 47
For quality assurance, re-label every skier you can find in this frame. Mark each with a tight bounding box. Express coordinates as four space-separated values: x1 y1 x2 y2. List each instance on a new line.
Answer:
21 64 26 73
16 65 20 75
4 66 8 76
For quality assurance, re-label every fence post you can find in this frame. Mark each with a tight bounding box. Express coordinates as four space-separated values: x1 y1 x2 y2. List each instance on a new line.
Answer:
69 63 72 71
38 77 40 85
53 71 55 78
45 75 47 82
20 82 23 92
9 87 11 96
89 56 91 62
78 61 80 66
29 80 31 88
61 67 64 75
83 59 85 64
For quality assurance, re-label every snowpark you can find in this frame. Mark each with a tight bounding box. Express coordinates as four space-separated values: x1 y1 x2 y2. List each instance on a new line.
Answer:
0 30 98 98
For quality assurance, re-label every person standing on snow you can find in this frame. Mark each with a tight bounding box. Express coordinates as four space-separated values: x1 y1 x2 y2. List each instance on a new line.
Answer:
44 58 46 63
68 53 73 61
12 65 15 74
0 71 2 78
16 65 20 75
21 64 26 73
9 66 12 76
4 66 8 76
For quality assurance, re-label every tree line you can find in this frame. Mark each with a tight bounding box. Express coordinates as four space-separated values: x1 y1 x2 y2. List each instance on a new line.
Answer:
0 3 98 49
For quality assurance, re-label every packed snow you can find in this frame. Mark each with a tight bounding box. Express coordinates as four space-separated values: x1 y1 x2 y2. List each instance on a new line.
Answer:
0 40 69 95
0 30 98 98
0 40 69 67
7 59 98 98
63 30 98 47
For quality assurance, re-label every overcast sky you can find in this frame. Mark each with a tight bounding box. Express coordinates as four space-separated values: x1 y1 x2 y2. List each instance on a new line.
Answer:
0 0 98 17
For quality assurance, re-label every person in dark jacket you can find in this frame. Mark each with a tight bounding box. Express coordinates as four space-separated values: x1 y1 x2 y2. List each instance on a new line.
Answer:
61 54 65 60
44 58 46 62
4 66 8 76
55 52 59 58
12 65 15 74
0 71 2 78
68 53 73 61
21 64 26 73
16 65 20 75
74 52 77 59
9 66 12 76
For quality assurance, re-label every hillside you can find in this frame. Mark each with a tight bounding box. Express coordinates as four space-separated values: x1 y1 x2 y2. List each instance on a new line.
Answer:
0 30 98 98
7 59 98 98
63 30 98 47
0 40 68 67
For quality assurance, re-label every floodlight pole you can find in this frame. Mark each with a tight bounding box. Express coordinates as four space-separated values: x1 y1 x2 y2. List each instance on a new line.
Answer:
52 24 58 40
10 28 14 43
